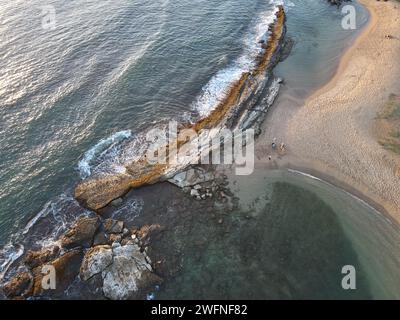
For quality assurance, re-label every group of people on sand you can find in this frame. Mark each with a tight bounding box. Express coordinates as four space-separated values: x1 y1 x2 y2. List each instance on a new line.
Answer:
268 137 286 161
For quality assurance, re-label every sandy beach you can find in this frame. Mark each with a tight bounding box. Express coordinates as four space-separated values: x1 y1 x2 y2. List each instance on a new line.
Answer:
257 0 400 222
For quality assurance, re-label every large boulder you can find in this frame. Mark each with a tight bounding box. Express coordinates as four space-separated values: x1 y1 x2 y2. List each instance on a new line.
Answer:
101 244 161 300
103 219 124 234
60 217 100 249
80 245 113 281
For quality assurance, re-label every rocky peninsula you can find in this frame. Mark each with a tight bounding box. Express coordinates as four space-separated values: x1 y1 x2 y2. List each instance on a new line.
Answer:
74 6 287 211
1 7 288 300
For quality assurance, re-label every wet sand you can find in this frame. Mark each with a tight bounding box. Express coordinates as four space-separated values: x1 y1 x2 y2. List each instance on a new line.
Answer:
257 0 400 222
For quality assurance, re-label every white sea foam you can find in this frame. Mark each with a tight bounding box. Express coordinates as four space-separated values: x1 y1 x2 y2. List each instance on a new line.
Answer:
78 3 283 180
191 4 281 118
78 130 132 179
0 194 92 280
0 243 24 281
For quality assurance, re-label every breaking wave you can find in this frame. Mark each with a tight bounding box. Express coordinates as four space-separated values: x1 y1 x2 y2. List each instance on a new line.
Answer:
76 2 283 180
0 194 92 280
192 4 281 117
78 130 132 179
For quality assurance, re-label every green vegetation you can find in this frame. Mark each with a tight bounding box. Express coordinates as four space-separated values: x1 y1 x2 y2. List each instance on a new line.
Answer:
378 94 400 119
377 93 400 155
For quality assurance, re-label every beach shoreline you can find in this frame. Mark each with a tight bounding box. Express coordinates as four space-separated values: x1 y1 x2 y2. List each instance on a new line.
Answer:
257 0 400 223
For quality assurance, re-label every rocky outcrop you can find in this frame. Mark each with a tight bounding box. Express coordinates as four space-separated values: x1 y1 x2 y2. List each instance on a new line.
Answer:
79 242 162 300
1 271 33 298
1 207 164 300
32 249 83 296
102 243 161 300
80 245 113 281
60 216 100 249
74 6 287 211
24 246 60 269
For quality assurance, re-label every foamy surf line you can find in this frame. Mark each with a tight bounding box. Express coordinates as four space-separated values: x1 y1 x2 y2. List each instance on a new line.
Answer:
192 4 281 118
287 169 393 225
76 4 284 181
78 130 132 179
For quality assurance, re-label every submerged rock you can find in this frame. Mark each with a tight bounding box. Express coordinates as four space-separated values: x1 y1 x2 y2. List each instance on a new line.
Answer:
110 198 123 207
135 224 164 243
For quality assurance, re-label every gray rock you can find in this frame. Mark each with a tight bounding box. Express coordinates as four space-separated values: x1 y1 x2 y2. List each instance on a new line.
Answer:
101 244 160 300
80 245 113 281
168 167 215 188
1 271 33 298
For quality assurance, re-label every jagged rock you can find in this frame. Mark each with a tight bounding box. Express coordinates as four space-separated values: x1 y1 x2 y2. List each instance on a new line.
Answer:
24 246 60 269
327 0 351 5
1 271 33 298
102 244 162 300
80 245 113 281
169 167 215 189
103 219 124 234
32 249 83 296
60 217 100 249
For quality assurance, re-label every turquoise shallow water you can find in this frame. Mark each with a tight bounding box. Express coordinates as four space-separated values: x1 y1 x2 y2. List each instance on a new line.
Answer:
157 169 400 299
